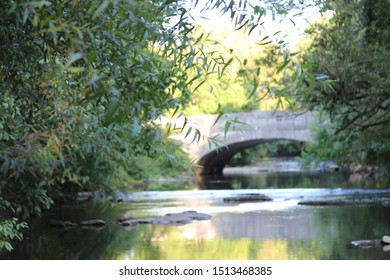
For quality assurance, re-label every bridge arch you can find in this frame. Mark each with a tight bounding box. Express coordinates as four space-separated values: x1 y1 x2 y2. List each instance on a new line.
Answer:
195 138 308 175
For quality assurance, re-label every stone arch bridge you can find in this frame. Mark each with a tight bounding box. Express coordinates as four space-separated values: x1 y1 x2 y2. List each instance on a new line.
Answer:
161 110 314 175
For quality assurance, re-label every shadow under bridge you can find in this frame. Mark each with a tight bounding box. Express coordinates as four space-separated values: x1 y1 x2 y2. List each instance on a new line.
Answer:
196 139 276 175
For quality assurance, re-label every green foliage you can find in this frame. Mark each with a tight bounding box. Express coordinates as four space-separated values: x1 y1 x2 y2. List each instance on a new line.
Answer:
124 140 191 182
181 22 300 115
299 0 390 170
0 0 320 250
0 0 294 250
303 109 390 171
0 218 28 251
0 0 217 250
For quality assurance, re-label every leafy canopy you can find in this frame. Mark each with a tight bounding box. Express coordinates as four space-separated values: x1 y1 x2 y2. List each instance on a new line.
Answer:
300 0 390 170
0 0 312 251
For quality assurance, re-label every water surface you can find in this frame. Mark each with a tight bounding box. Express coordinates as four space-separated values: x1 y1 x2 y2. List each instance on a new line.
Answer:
1 170 390 260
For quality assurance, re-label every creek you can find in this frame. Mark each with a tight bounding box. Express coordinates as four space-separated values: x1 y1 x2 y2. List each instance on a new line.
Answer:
1 166 390 260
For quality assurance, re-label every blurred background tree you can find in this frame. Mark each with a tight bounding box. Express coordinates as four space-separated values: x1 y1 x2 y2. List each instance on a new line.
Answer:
298 0 390 170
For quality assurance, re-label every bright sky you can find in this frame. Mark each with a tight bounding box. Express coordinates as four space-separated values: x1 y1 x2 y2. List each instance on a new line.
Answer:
181 0 323 50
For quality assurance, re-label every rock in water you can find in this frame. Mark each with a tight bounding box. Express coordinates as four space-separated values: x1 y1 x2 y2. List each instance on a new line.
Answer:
50 219 77 228
117 211 212 227
298 199 350 206
80 219 106 227
164 211 212 224
223 194 272 202
351 240 383 248
383 235 390 244
116 212 133 224
119 220 138 227
351 237 390 249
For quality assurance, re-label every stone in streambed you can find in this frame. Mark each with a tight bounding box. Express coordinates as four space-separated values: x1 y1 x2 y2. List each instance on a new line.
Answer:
136 218 168 225
166 211 212 221
298 199 350 206
117 211 212 227
163 211 211 225
223 194 272 203
117 213 132 224
351 239 383 248
351 236 390 249
50 219 77 229
383 235 390 244
119 220 138 227
80 219 106 228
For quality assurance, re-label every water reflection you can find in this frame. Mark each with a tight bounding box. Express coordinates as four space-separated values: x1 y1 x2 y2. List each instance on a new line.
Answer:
194 173 233 189
194 170 387 190
117 204 390 260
